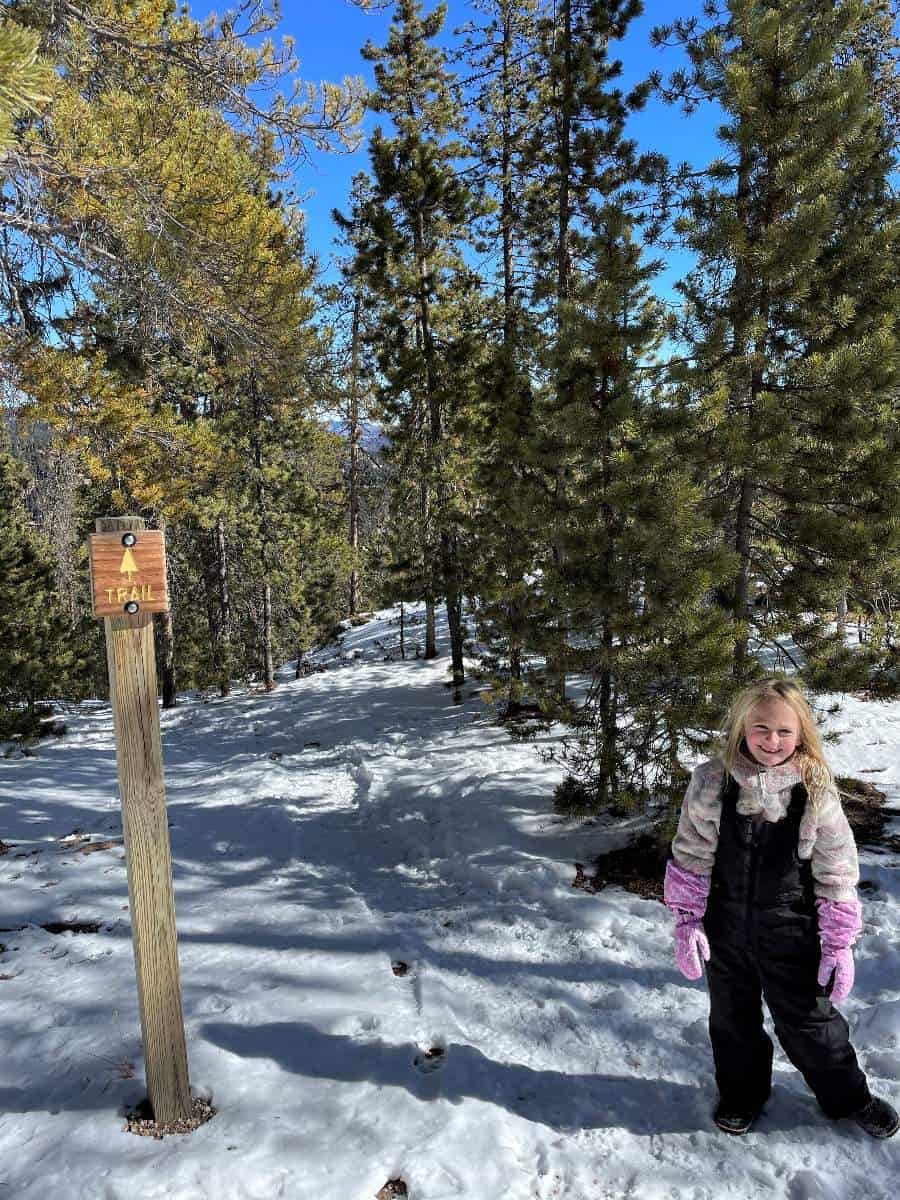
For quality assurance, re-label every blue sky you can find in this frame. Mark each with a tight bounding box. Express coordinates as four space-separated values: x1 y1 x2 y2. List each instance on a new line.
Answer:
190 1 720 295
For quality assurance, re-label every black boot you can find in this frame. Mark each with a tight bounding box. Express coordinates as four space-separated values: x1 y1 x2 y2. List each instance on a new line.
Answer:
713 1100 763 1136
851 1097 899 1139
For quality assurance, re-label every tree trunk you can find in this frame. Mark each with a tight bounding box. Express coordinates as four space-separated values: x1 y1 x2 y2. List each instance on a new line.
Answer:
443 540 465 703
422 480 438 659
200 532 224 695
250 372 276 691
500 9 524 712
157 516 177 708
415 213 463 689
507 599 524 714
262 580 275 690
598 646 617 807
597 367 618 803
732 471 756 681
729 148 758 683
501 5 515 348
440 530 465 701
159 608 177 708
215 514 232 695
348 291 362 616
556 0 572 309
425 596 437 659
405 22 465 694
836 591 848 641
549 0 574 705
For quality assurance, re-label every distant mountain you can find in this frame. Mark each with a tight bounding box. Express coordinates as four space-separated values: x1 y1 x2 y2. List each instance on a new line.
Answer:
327 417 389 452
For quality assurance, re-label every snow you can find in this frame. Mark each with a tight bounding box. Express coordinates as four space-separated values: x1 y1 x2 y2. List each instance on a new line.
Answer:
1 606 898 1199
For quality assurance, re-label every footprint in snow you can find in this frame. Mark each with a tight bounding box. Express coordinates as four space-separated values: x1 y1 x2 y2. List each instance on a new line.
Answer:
413 1044 447 1073
864 1049 900 1078
788 1170 841 1200
195 993 232 1015
682 1017 708 1046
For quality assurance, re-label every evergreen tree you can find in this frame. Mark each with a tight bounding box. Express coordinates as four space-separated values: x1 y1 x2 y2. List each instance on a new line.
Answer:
331 171 384 618
496 1 734 810
0 0 365 347
842 0 900 138
513 0 666 705
354 0 485 701
0 9 54 153
459 0 545 715
655 0 900 689
0 452 79 736
549 211 733 813
11 69 339 697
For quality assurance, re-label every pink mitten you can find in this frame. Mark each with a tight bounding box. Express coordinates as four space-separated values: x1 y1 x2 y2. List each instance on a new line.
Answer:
674 915 711 980
816 898 862 1004
664 859 712 981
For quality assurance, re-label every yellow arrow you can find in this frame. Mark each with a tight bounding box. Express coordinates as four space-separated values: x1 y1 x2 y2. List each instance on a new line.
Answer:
119 547 139 581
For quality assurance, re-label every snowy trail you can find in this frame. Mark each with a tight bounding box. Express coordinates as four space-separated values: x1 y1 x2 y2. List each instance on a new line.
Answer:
0 607 898 1199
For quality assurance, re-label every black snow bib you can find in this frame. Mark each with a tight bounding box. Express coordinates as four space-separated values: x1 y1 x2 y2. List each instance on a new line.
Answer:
706 775 816 946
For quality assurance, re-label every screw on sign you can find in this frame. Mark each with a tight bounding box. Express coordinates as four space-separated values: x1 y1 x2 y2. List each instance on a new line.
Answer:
88 517 192 1126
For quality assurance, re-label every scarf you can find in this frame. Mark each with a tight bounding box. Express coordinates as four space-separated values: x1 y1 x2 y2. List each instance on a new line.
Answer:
729 745 804 824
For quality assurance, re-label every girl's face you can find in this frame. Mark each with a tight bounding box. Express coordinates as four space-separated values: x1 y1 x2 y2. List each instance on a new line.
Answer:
744 697 801 766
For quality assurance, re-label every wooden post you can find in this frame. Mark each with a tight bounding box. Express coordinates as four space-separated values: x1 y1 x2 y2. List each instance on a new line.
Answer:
94 515 191 1124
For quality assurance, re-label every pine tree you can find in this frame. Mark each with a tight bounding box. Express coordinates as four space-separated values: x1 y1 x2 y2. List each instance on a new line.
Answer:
0 10 54 153
459 0 545 715
497 1 735 810
509 0 665 705
354 0 485 701
842 0 900 137
549 210 733 812
0 452 78 737
656 0 900 688
331 171 383 618
1 0 365 348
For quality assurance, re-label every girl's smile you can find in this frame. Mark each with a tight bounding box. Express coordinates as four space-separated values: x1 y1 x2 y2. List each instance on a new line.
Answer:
744 697 801 766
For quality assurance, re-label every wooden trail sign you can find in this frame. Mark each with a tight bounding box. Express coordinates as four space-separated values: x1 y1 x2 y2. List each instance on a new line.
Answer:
92 516 191 1125
88 528 169 617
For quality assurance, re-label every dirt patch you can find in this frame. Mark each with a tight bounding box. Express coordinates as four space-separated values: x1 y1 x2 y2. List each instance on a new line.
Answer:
123 1095 216 1139
76 839 120 856
496 702 547 725
41 921 103 935
376 1179 408 1199
837 776 900 852
296 660 327 677
56 832 121 855
581 777 898 903
0 921 104 935
579 835 668 902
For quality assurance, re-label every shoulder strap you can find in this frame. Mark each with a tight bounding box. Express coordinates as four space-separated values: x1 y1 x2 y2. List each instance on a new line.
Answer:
787 781 809 819
720 771 739 806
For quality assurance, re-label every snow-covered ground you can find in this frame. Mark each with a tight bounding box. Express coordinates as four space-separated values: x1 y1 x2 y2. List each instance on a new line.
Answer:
0 606 897 1199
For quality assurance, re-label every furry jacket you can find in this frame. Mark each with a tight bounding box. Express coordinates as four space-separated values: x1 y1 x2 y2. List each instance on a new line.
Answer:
671 749 859 903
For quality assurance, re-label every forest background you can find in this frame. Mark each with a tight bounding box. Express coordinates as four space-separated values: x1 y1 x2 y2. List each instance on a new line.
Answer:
1 0 898 826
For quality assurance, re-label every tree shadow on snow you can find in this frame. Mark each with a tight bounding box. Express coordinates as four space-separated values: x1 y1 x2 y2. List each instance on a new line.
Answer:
201 1018 707 1135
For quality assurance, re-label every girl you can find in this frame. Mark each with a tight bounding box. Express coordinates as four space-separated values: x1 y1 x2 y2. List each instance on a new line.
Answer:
664 677 898 1138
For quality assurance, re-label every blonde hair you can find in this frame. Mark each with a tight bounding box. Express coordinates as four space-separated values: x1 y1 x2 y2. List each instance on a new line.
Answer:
720 677 834 812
